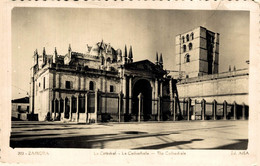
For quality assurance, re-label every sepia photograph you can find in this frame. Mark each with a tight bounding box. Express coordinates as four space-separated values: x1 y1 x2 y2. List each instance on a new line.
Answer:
10 7 250 149
0 0 259 165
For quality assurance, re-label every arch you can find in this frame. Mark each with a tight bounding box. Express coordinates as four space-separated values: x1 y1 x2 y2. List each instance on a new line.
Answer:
64 97 70 119
186 34 189 42
190 32 194 40
55 99 59 113
89 81 95 91
60 98 64 113
183 45 186 53
106 57 111 63
182 36 185 43
132 79 152 121
188 43 193 50
79 95 85 113
71 96 77 113
185 54 190 63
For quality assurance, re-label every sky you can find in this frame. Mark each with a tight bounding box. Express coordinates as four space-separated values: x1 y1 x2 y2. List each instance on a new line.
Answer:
12 8 249 99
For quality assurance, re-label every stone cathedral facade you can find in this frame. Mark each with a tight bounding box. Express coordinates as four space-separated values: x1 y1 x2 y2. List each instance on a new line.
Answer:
30 40 172 122
29 26 249 123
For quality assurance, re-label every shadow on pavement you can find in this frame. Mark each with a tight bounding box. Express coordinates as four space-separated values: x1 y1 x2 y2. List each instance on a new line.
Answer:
132 139 204 149
10 132 176 149
123 131 148 134
21 127 98 132
11 133 61 138
212 139 248 150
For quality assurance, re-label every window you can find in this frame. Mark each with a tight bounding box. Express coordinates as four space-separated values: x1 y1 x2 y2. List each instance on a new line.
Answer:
183 45 186 53
89 81 95 91
110 85 114 92
188 43 193 50
65 81 71 89
107 57 111 63
39 82 41 87
43 77 45 89
18 105 21 111
186 34 189 42
185 54 190 63
182 36 185 43
190 32 194 40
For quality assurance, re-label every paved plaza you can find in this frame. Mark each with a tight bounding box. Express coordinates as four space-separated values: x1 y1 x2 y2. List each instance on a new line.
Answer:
10 120 248 149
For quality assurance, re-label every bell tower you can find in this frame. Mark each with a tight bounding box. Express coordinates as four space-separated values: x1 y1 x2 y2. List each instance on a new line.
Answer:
175 26 219 79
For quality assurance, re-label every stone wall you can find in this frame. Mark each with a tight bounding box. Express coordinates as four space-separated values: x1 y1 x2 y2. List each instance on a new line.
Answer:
176 69 249 105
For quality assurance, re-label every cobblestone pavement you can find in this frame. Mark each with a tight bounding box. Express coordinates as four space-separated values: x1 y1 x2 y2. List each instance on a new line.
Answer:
10 120 248 149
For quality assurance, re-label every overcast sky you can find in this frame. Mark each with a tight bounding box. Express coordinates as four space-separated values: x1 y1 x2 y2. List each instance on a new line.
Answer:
12 8 249 99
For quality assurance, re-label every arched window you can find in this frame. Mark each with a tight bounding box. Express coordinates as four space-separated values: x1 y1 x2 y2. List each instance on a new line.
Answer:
188 43 193 50
89 81 95 91
183 45 186 53
190 32 194 40
185 54 190 63
186 34 189 42
107 57 111 63
182 36 185 43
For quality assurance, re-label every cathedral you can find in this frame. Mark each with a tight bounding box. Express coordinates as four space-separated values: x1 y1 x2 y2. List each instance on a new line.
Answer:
30 39 172 122
29 26 249 123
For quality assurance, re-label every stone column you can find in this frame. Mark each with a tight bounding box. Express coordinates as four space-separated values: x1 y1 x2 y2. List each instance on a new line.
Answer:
77 76 80 90
53 99 56 120
118 92 123 122
83 77 86 91
183 98 186 118
55 73 59 89
223 100 227 120
233 101 237 120
213 100 217 120
158 96 161 121
194 99 197 118
129 77 132 114
69 97 72 121
49 93 53 119
63 98 66 119
85 93 89 123
173 96 177 121
94 90 99 123
159 81 163 97
155 79 159 117
201 99 205 120
242 102 246 120
58 99 60 120
155 79 158 98
138 93 143 122
58 74 61 89
123 76 128 115
187 98 191 121
76 95 80 122
169 79 174 117
29 67 35 114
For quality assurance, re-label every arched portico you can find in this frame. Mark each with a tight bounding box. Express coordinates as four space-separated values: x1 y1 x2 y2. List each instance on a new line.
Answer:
132 79 152 121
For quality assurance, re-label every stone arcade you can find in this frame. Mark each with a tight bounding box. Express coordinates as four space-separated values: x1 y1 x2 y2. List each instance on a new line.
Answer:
29 26 249 122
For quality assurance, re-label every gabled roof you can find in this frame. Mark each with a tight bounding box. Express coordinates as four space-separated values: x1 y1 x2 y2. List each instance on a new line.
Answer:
124 60 166 75
12 97 29 103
